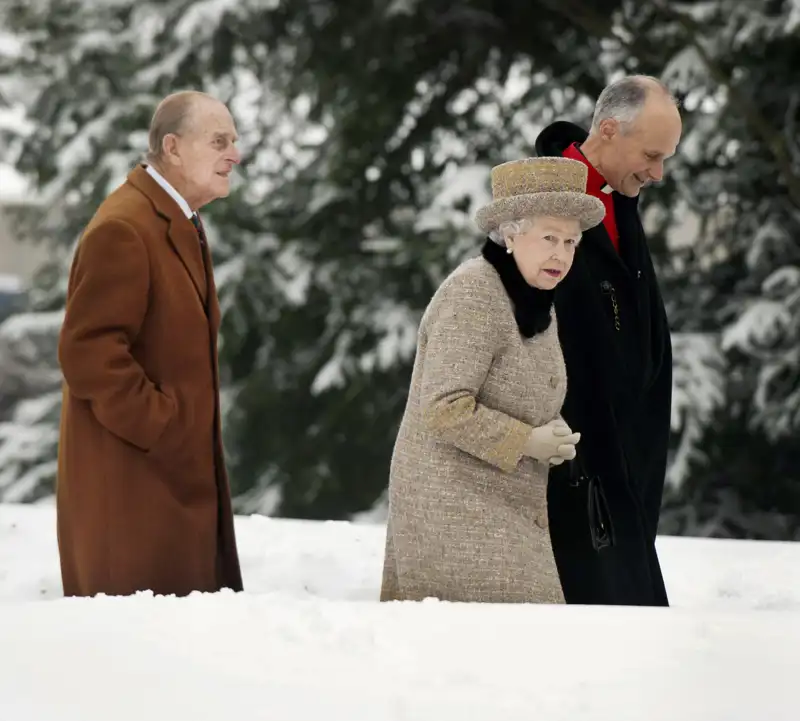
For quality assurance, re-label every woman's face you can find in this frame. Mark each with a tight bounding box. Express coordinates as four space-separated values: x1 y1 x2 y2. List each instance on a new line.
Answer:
506 215 582 289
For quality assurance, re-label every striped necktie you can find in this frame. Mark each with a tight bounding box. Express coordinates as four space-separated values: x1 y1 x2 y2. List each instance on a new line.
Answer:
190 213 207 247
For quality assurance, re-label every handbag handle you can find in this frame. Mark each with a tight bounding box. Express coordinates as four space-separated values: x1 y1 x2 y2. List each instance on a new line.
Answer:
565 451 615 551
567 453 586 488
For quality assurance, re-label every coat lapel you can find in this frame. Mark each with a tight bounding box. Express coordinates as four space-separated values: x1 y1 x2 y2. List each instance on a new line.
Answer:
201 239 221 333
613 194 644 275
127 165 208 307
167 221 208 306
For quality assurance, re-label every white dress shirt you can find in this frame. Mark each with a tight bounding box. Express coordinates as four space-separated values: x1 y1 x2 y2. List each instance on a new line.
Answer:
145 164 194 220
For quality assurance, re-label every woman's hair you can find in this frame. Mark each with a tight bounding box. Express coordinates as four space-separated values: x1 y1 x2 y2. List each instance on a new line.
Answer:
488 217 537 246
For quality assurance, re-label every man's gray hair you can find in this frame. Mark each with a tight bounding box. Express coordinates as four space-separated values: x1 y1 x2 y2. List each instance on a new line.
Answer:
590 75 677 134
145 90 207 165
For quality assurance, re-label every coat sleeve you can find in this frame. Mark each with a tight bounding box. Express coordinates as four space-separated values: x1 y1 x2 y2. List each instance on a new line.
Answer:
418 272 532 473
58 218 176 452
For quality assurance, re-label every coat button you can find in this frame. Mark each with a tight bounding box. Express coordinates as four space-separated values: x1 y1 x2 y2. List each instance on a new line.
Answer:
535 513 549 530
549 376 558 388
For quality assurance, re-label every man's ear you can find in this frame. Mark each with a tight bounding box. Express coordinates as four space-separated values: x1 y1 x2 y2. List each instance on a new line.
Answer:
598 117 619 142
161 134 181 164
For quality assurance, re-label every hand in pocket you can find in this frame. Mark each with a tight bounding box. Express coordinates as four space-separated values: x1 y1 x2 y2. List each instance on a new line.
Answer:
148 385 193 463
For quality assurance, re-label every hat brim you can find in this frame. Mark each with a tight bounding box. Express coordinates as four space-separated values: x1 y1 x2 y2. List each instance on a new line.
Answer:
474 191 606 233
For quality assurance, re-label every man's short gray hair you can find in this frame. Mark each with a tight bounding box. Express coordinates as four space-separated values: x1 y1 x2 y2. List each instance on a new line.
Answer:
590 75 677 134
145 90 207 165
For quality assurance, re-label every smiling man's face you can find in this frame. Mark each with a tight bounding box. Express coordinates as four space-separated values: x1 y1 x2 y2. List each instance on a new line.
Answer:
161 96 241 210
596 95 682 197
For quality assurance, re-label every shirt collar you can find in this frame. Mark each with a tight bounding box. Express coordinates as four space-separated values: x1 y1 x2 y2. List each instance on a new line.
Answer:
562 142 613 195
144 164 194 219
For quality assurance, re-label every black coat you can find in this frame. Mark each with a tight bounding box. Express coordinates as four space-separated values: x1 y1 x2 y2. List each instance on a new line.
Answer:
535 122 672 606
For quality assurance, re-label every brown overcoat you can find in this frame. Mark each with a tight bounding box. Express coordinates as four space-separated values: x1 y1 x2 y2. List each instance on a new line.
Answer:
381 256 566 604
56 165 243 597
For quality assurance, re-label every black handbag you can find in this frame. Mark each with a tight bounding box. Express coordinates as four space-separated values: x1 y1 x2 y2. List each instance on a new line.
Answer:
567 454 615 552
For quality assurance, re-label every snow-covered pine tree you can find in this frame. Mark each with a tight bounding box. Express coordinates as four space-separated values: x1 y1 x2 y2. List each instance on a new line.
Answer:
4 0 797 536
646 0 800 538
0 18 60 503
0 0 313 502
211 0 626 517
0 0 625 516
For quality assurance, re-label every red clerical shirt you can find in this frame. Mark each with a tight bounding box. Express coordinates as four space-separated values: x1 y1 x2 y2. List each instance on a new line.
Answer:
562 141 619 252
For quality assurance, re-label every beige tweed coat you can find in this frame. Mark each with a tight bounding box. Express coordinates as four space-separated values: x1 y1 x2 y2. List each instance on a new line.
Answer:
380 255 567 604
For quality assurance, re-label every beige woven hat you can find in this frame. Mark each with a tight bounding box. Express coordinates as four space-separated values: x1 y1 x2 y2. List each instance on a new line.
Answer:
474 156 605 234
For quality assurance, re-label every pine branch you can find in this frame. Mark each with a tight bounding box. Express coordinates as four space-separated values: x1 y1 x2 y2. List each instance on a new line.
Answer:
786 90 800 172
532 0 615 39
652 0 800 207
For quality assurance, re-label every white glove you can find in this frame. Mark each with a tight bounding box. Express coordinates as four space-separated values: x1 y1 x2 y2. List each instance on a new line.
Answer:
523 419 580 465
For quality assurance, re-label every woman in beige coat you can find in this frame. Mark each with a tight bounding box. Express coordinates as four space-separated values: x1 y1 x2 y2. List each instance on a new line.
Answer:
380 157 605 604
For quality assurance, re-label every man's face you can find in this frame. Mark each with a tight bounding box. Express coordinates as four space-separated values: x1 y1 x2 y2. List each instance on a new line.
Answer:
598 98 682 197
164 98 241 210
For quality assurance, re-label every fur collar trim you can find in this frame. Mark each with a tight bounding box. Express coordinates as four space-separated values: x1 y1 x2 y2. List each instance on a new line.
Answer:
481 239 554 338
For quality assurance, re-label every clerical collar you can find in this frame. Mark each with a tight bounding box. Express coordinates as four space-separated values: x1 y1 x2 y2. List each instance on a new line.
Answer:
562 142 613 195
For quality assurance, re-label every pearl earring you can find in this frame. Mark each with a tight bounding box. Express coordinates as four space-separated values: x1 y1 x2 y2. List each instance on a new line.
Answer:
506 246 512 254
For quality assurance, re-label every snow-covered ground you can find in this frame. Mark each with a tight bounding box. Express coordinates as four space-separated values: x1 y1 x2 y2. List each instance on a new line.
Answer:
0 504 798 720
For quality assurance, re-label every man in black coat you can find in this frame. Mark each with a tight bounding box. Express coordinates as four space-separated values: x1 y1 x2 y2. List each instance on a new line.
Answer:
537 75 682 606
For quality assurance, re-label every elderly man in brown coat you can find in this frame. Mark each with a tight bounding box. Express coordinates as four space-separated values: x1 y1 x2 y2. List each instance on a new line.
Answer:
56 90 244 597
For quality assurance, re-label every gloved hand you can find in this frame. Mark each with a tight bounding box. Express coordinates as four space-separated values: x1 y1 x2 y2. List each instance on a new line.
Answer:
523 419 580 465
